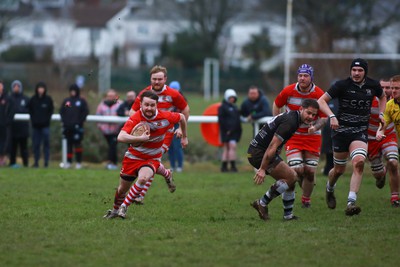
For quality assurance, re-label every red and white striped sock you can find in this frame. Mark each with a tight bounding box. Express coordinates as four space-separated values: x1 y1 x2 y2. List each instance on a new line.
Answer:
301 195 311 205
157 164 172 181
139 176 154 198
391 192 399 203
123 182 145 207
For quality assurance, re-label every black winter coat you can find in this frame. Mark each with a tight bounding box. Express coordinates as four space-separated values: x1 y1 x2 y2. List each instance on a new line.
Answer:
0 92 15 127
218 100 242 143
59 96 89 129
10 92 30 138
29 93 54 128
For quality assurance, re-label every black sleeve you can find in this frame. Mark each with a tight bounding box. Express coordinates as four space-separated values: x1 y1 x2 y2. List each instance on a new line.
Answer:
240 101 249 117
116 103 126 116
274 115 298 142
48 97 54 121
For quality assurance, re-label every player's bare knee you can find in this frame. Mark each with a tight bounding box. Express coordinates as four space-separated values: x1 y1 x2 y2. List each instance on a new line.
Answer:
287 169 298 186
332 166 345 178
387 159 399 171
353 158 365 172
137 176 148 185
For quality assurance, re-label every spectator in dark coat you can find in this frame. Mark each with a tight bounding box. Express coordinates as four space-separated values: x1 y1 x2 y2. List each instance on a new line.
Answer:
9 80 30 168
28 82 54 168
218 88 242 172
0 80 15 167
117 90 136 117
240 85 272 135
59 84 89 169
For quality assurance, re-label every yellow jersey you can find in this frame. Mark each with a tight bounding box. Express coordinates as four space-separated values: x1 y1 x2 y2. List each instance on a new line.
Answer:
384 99 400 137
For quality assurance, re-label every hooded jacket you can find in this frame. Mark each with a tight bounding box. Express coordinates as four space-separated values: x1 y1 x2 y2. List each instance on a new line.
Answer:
60 84 89 128
0 84 15 127
28 82 54 128
10 80 30 138
218 89 242 142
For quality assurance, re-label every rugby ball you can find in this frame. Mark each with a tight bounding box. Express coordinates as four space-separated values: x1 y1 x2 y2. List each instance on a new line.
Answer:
130 122 150 146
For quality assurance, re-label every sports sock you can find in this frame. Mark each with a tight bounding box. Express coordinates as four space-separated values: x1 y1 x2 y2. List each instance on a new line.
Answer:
75 146 83 163
139 176 154 197
262 179 289 205
326 181 335 192
347 191 357 205
282 190 295 217
391 192 399 203
301 195 311 205
123 181 145 207
113 189 126 211
157 163 171 180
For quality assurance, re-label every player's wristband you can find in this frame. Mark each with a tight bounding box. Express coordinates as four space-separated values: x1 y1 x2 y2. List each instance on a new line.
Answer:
329 114 336 119
379 112 384 116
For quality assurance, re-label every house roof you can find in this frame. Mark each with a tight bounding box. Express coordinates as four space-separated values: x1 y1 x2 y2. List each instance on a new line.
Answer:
70 3 127 28
3 2 127 29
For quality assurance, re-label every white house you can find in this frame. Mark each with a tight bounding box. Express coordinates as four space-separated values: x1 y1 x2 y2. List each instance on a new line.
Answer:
2 1 129 63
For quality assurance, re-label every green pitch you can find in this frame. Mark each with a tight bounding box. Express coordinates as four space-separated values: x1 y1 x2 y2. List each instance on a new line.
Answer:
1 166 399 267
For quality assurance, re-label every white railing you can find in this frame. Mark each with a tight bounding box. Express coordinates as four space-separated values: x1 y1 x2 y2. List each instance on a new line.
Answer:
14 113 272 165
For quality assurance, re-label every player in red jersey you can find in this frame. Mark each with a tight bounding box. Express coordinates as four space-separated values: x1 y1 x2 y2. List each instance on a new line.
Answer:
104 91 188 219
368 79 399 207
129 65 190 201
272 64 327 208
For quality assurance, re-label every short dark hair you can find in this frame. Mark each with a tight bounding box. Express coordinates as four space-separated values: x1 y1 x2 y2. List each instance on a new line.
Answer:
140 90 158 102
301 98 319 110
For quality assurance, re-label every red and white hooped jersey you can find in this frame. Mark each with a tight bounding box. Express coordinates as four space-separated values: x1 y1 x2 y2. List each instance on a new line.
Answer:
131 85 188 112
274 83 326 152
121 109 181 161
368 96 396 140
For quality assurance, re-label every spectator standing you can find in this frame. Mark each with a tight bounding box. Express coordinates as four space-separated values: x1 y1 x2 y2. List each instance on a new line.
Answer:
318 58 386 216
28 82 54 168
218 89 242 172
9 80 30 168
117 90 136 117
240 85 272 133
96 89 122 170
167 81 185 172
0 80 15 167
59 84 89 169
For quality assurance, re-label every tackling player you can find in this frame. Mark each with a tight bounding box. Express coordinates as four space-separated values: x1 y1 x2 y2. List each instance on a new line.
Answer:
249 98 320 221
273 64 327 208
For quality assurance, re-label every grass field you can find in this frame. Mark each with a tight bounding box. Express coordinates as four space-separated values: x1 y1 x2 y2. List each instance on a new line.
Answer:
1 164 399 267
